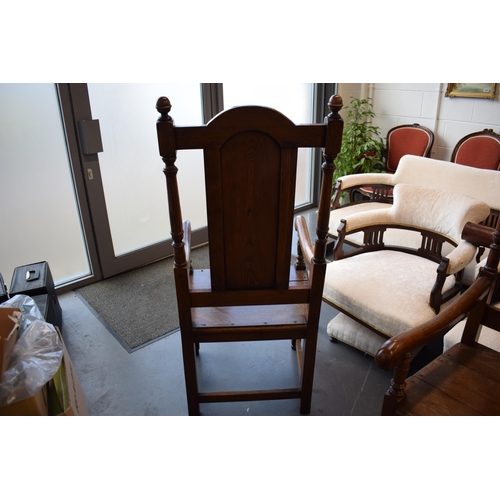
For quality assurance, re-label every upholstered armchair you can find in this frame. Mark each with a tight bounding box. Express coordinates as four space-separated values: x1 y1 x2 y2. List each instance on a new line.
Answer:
328 155 500 285
322 183 490 356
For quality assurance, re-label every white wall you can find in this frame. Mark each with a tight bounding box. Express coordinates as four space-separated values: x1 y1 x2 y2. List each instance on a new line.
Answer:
337 83 500 161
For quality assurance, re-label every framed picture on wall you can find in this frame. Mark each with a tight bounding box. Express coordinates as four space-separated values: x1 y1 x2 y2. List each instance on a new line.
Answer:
445 83 497 99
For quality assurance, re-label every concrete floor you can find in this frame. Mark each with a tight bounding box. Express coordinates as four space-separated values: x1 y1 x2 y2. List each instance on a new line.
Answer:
56 208 399 416
59 290 396 416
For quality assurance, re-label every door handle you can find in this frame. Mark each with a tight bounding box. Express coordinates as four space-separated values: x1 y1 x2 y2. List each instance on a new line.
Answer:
78 119 103 155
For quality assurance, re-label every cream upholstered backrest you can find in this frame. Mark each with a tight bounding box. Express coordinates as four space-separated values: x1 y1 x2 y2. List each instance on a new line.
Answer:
390 184 491 243
393 155 500 211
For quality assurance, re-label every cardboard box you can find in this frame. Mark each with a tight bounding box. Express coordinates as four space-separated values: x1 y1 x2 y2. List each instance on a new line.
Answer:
0 327 88 416
0 384 48 416
0 307 21 381
52 328 88 416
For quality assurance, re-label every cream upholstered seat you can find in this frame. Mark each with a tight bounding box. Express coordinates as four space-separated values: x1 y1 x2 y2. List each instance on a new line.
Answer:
329 155 500 285
323 183 490 356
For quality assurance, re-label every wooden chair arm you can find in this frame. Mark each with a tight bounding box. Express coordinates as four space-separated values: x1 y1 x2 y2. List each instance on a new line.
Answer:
462 221 495 247
294 215 314 268
375 275 492 371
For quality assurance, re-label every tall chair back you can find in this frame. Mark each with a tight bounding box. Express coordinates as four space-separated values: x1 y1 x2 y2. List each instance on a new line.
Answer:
156 95 343 415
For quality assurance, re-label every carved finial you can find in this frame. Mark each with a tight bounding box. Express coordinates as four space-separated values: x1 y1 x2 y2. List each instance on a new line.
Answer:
156 96 172 121
328 95 343 117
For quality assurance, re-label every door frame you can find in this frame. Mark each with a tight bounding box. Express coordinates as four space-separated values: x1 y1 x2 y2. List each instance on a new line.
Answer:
56 84 101 292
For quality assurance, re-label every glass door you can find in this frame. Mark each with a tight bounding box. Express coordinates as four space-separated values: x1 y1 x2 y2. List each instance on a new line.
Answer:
87 83 207 255
68 83 207 278
0 84 95 290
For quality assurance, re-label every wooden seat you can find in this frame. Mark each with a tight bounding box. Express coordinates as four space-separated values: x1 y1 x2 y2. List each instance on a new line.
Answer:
155 95 344 415
397 342 500 416
375 220 500 416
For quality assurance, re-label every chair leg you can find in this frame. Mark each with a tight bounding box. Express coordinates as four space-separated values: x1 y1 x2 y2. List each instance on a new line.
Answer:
179 334 201 416
299 333 319 415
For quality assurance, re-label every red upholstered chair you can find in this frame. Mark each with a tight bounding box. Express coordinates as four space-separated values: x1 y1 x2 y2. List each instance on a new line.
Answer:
356 124 434 199
451 128 500 170
384 123 434 173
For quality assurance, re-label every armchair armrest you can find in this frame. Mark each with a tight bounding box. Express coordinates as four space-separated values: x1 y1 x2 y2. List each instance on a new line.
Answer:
341 207 393 233
332 173 396 209
337 172 395 190
445 240 478 275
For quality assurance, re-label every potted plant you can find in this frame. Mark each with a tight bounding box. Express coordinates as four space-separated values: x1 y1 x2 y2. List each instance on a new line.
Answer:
333 96 385 182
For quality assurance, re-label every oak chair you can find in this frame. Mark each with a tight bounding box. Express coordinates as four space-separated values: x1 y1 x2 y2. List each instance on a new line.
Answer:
375 220 500 416
156 95 343 415
451 128 500 170
322 183 490 356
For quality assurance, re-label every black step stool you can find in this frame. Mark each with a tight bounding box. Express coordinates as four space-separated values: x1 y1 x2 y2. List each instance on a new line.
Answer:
9 262 62 329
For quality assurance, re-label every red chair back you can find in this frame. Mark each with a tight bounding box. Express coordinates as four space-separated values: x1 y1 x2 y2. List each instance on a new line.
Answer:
386 124 434 172
451 129 500 170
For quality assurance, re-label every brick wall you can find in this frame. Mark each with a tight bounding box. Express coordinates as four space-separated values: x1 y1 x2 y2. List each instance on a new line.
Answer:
337 83 500 161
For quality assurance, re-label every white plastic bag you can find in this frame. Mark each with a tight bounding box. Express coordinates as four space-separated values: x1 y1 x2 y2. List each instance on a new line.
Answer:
1 294 44 334
0 295 63 406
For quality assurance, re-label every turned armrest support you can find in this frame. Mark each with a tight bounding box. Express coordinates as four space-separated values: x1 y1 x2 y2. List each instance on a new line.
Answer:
295 215 314 269
375 275 492 371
